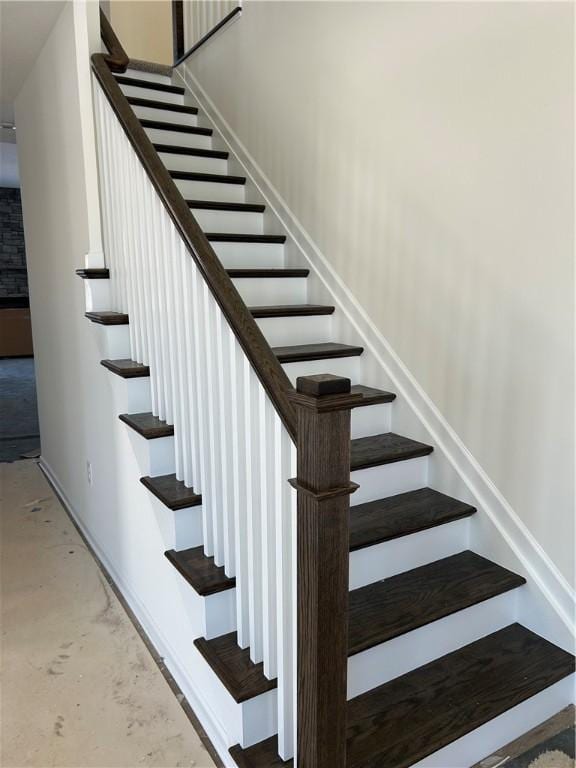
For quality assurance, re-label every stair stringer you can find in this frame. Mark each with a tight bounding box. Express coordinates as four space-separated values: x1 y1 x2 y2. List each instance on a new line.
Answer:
175 63 575 654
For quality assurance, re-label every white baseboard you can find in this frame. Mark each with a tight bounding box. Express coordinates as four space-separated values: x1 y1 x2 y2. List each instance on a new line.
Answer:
176 65 575 640
38 458 237 768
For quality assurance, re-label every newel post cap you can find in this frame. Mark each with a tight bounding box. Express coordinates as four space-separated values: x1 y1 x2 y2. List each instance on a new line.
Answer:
296 374 351 397
288 374 362 413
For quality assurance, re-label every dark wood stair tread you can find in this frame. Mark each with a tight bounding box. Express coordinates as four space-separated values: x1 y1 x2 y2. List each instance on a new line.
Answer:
350 432 433 470
348 551 525 656
249 304 334 318
119 412 174 439
127 96 198 114
165 546 235 596
85 311 129 325
206 233 285 243
194 633 276 703
350 487 476 551
170 170 244 184
273 342 364 363
187 200 265 213
76 268 110 279
115 75 184 94
227 268 309 278
229 624 575 768
140 474 201 510
140 119 212 136
349 384 396 407
100 359 149 378
154 144 228 159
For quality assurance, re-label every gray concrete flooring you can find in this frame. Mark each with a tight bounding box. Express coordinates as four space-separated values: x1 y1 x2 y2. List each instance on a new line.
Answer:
1 459 217 768
0 357 40 462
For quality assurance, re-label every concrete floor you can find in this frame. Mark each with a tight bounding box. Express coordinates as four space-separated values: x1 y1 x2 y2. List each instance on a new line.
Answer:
0 357 40 462
1 459 217 768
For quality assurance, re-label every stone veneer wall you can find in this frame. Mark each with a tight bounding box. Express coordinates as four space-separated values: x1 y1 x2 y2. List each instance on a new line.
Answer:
0 188 28 298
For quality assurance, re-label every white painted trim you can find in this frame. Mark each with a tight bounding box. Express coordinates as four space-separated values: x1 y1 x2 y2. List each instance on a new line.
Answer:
38 458 237 768
176 66 575 638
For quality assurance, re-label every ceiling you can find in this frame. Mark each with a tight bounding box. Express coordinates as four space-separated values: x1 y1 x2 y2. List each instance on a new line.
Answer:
0 1 65 125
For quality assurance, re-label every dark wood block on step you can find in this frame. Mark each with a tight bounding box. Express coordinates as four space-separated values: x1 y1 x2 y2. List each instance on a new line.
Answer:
119 412 174 439
115 75 184 94
349 487 476 551
194 633 277 703
249 304 334 318
155 144 229 159
230 624 575 768
76 268 110 279
140 473 201 510
127 96 198 114
187 200 265 212
100 359 150 378
350 432 433 471
228 268 309 278
206 233 285 243
85 311 129 325
165 546 235 596
273 342 364 364
140 119 212 136
348 551 525 656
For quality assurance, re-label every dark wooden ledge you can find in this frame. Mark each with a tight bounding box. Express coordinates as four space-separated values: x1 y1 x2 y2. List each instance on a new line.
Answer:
92 21 297 442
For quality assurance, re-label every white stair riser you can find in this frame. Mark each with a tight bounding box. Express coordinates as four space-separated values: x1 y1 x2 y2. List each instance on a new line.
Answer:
124 431 176 477
232 276 307 305
107 375 152 414
147 495 204 551
411 676 575 768
351 456 429 505
143 127 212 150
83 279 111 312
240 690 278 749
159 152 228 175
349 517 470 589
347 589 518 699
131 105 198 126
351 402 391 439
255 315 333 347
281 355 361 385
192 208 263 234
203 588 237 639
93 324 130 359
173 178 245 202
119 83 184 104
122 70 173 85
210 241 285 268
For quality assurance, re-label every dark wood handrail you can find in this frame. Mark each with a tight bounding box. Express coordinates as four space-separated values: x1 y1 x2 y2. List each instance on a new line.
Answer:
94 20 297 442
100 9 129 73
173 6 242 67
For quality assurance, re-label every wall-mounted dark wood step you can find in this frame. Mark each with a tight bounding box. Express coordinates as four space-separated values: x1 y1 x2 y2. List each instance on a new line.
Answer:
228 268 309 278
170 170 244 184
273 342 364 364
350 432 433 471
119 412 174 439
206 233 285 243
140 473 201 510
349 385 396 408
76 268 110 279
115 75 184 94
140 119 212 136
249 304 334 318
350 487 476 551
194 633 277 703
155 144 229 159
229 624 575 768
165 546 235 596
187 200 265 213
348 551 525 656
101 359 149 378
127 96 198 114
85 311 129 325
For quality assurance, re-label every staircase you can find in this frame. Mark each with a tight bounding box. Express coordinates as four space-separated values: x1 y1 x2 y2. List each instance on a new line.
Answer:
80 21 575 768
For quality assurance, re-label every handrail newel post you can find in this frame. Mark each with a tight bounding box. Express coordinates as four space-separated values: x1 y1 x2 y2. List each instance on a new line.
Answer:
288 374 361 768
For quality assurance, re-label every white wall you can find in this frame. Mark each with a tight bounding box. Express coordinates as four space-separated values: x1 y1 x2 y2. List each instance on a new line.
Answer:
108 0 172 65
182 1 575 586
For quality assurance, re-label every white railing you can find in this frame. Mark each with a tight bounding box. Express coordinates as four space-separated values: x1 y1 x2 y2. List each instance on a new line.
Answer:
182 0 239 53
93 79 297 759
